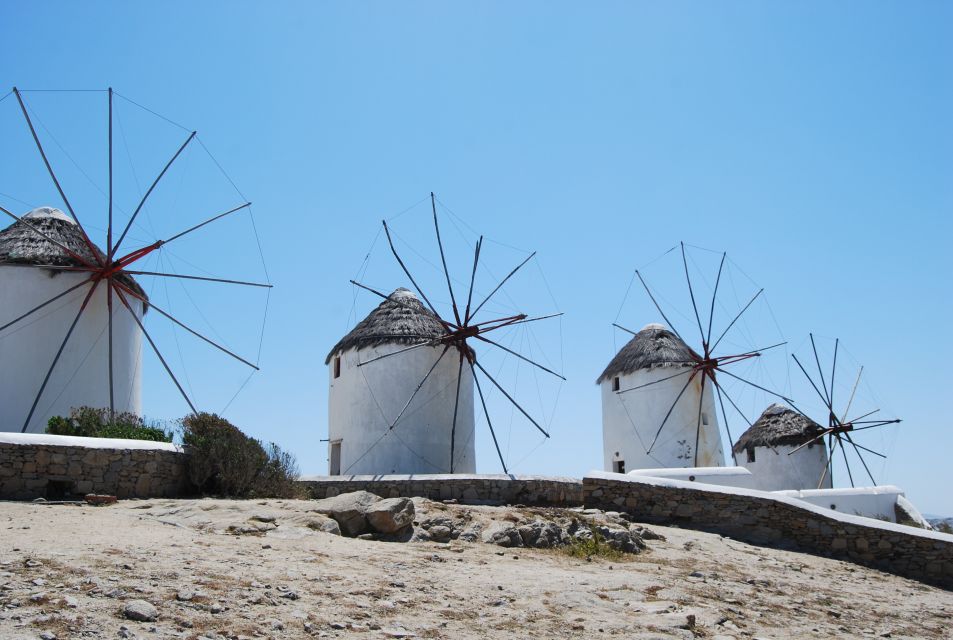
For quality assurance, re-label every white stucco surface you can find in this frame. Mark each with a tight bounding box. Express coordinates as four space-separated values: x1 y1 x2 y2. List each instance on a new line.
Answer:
628 465 759 489
328 342 476 475
738 442 832 491
774 485 904 522
0 266 143 434
601 367 724 471
0 431 182 452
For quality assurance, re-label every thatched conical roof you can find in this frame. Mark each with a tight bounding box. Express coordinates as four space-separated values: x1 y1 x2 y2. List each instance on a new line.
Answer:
0 207 148 303
732 403 825 453
326 288 448 364
596 323 698 383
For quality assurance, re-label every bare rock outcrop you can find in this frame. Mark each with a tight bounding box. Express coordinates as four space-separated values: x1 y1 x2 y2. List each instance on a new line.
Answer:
366 497 415 534
311 490 381 536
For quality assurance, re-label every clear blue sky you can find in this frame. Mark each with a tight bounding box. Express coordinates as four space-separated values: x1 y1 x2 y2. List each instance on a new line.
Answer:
2 2 951 513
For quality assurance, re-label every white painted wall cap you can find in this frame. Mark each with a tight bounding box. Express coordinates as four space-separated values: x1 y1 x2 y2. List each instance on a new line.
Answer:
629 466 753 477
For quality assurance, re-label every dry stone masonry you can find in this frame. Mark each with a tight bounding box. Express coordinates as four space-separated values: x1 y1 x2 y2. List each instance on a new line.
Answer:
583 471 953 589
0 433 189 500
299 474 583 506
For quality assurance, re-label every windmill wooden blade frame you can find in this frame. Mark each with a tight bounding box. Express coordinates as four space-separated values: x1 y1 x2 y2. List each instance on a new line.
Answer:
0 87 271 432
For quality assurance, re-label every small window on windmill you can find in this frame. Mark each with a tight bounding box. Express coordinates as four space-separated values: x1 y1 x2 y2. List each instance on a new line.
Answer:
702 412 709 426
612 377 620 392
613 460 626 474
746 447 756 463
333 356 341 379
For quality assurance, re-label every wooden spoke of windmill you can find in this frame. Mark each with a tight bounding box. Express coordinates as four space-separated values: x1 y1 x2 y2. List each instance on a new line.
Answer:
614 242 790 466
786 334 901 487
345 193 564 474
0 87 270 431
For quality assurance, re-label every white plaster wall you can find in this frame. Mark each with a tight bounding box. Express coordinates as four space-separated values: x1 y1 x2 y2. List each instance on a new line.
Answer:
328 343 475 475
628 465 759 489
602 367 724 471
738 443 832 491
0 266 143 433
773 486 903 522
0 431 181 452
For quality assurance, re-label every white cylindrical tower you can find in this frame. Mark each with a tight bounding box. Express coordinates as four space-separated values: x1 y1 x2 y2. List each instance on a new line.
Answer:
326 288 475 475
598 323 724 472
0 207 145 433
733 403 832 491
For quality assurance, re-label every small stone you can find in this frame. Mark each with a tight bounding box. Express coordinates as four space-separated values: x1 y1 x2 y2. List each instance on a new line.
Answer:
250 514 277 523
123 599 158 622
32 578 47 586
30 591 47 602
330 622 347 629
210 603 223 613
428 525 453 543
280 591 299 600
39 631 57 640
382 628 417 638
63 594 79 608
176 590 194 602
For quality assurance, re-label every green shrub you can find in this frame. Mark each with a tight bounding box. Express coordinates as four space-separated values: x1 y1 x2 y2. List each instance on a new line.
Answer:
46 407 172 442
563 527 626 561
937 522 953 535
180 412 299 498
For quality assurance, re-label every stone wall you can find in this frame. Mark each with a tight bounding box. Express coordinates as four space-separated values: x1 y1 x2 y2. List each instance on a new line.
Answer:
584 471 953 589
298 474 583 507
0 433 190 500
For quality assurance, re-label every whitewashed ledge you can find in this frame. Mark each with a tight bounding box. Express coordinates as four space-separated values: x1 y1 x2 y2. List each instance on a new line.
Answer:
298 473 579 483
0 431 184 452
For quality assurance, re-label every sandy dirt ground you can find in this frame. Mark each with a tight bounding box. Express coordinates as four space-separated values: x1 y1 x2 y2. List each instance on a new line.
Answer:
0 497 950 640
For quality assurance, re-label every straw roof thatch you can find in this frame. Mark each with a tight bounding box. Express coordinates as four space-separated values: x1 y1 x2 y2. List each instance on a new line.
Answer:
596 323 699 383
0 207 148 304
326 288 449 364
732 403 825 454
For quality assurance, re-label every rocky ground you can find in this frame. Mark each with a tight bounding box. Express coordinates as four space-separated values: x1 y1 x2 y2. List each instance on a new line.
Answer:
1 495 951 640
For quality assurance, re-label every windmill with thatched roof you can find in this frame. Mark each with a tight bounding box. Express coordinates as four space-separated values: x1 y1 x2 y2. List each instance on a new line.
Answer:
732 403 831 491
604 243 791 474
0 87 270 434
326 288 476 475
0 207 147 432
598 323 724 472
328 193 564 476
